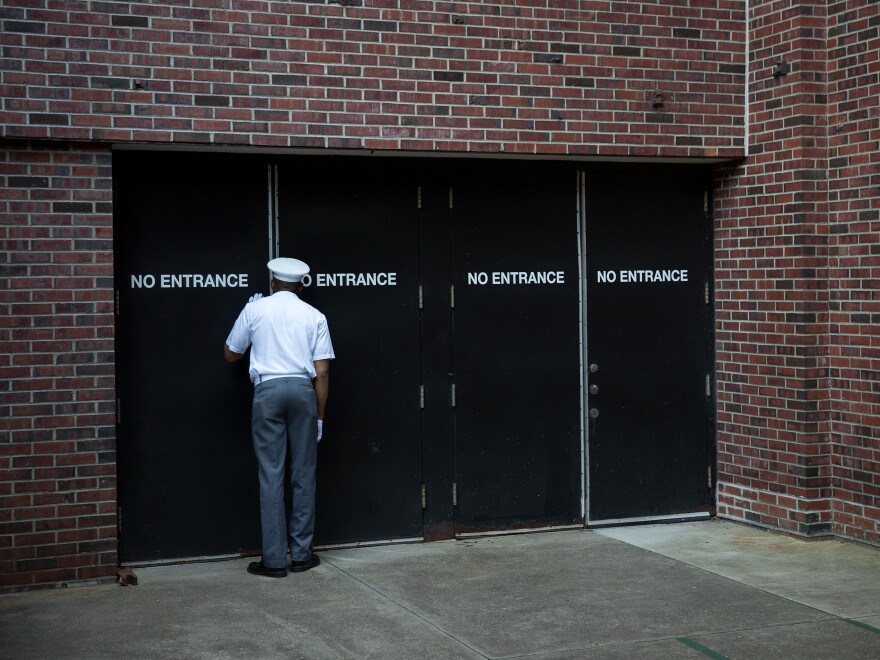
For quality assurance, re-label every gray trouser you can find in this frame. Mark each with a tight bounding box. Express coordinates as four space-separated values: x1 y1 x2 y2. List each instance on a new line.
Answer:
251 377 317 567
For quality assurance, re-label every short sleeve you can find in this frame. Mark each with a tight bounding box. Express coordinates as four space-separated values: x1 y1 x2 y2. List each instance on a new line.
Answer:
311 314 335 361
225 306 252 354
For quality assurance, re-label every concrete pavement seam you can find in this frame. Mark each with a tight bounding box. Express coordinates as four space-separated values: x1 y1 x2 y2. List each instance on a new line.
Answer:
319 555 490 659
676 636 730 659
841 618 880 636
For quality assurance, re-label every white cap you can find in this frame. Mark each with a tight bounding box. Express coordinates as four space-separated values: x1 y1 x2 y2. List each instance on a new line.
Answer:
267 257 309 282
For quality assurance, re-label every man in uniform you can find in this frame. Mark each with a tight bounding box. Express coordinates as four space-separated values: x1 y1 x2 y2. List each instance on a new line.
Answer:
224 257 335 578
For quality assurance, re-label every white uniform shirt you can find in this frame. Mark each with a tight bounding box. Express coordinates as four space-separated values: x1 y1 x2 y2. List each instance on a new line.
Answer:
225 291 335 384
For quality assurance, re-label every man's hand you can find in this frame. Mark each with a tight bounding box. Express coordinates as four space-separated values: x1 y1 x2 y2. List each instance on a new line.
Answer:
317 419 323 443
248 293 263 303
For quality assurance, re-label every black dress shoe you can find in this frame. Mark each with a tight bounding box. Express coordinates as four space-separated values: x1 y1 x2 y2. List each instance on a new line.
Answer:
247 561 287 578
290 552 321 573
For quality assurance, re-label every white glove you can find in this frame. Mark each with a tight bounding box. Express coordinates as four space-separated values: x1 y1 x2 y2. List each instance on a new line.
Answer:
248 293 263 303
317 419 323 443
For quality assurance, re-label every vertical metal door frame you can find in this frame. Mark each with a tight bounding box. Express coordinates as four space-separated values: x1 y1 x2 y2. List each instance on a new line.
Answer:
270 164 279 261
578 170 590 524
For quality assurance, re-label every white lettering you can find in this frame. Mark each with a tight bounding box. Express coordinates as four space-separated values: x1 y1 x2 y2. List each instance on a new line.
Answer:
131 274 155 288
610 269 689 284
143 273 251 288
488 271 565 285
312 272 398 287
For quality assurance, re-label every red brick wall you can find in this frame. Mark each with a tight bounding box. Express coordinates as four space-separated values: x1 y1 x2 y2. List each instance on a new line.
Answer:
715 0 879 545
0 0 745 158
0 142 117 591
826 1 880 545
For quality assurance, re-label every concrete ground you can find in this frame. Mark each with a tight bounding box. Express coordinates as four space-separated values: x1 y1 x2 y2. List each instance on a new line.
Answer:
1 520 879 659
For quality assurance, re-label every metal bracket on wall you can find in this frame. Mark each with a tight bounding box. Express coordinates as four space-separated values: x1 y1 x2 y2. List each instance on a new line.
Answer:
706 374 711 397
420 385 425 409
450 285 455 308
452 482 458 506
707 466 713 489
421 485 427 509
451 384 456 407
419 285 423 309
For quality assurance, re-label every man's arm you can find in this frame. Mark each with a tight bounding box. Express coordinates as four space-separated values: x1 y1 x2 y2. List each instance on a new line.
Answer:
224 344 245 363
312 359 331 420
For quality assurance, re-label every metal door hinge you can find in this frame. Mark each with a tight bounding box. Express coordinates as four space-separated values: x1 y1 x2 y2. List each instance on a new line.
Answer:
705 374 711 397
419 285 423 309
421 485 427 509
705 282 710 304
451 383 456 407
707 466 713 489
450 285 455 308
420 385 425 409
452 482 458 506
417 185 422 209
449 186 454 209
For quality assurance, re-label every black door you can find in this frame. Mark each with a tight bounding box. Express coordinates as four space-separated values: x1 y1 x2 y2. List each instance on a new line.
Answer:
115 152 268 562
450 166 583 532
276 160 425 545
585 167 712 522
